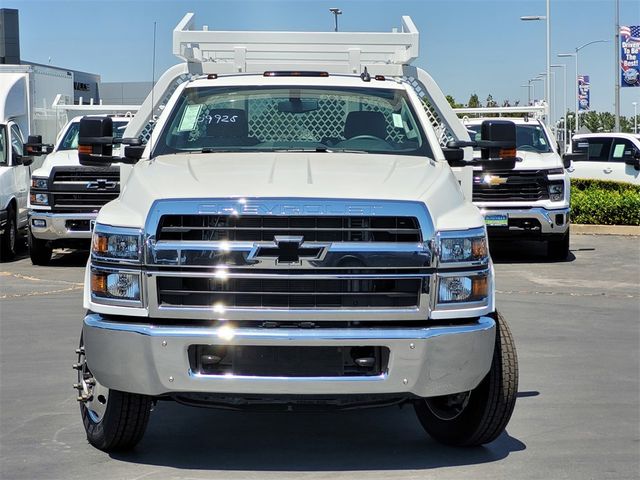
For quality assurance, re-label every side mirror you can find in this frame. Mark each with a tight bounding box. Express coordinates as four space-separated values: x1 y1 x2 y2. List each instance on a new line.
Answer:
122 137 145 161
624 152 640 170
563 152 585 168
23 135 53 157
78 117 115 166
478 120 518 170
13 151 33 166
442 147 465 165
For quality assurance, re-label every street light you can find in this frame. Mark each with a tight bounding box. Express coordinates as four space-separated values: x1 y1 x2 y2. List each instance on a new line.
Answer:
521 84 533 105
558 39 608 134
329 8 342 32
633 102 638 134
521 0 550 123
551 64 567 152
531 77 544 104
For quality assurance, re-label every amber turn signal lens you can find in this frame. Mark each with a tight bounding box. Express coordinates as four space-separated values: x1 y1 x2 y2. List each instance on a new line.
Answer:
92 234 108 254
91 272 107 294
472 275 489 298
78 145 92 155
472 238 488 259
499 148 516 158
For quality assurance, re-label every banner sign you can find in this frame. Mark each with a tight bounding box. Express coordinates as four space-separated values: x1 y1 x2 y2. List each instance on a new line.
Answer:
620 26 640 87
578 75 590 112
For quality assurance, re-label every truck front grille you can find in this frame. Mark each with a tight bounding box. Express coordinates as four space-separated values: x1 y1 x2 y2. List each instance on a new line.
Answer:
472 170 549 202
156 215 422 242
50 167 120 212
157 275 422 308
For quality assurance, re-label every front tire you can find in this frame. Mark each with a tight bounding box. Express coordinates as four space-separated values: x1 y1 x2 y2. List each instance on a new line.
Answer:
28 229 52 265
76 334 152 452
414 311 518 446
0 206 18 261
547 229 570 261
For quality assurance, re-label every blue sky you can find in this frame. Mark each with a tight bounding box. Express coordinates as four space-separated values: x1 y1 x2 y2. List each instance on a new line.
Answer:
5 0 640 117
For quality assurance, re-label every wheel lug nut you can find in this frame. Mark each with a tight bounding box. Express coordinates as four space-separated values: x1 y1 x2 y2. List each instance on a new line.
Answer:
72 383 83 390
72 363 82 370
85 378 96 386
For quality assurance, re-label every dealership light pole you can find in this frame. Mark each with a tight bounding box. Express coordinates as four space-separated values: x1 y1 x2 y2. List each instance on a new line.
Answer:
521 0 550 123
551 64 567 151
558 39 608 134
521 83 534 105
329 8 342 32
614 0 620 131
633 102 638 134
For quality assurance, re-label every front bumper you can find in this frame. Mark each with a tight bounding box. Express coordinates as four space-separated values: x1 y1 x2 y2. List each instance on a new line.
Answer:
480 207 570 236
29 211 96 240
0 208 7 235
83 313 496 399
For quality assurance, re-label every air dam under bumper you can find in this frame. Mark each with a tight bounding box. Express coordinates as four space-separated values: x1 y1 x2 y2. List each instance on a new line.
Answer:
83 314 496 398
30 211 97 240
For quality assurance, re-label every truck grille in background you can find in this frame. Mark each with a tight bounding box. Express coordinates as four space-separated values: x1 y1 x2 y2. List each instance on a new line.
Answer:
156 215 422 242
50 167 120 212
157 276 422 308
472 170 550 202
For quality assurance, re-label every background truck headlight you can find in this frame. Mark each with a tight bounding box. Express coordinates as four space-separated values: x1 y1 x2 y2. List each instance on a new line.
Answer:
31 177 48 189
92 224 142 263
548 183 564 202
30 192 49 205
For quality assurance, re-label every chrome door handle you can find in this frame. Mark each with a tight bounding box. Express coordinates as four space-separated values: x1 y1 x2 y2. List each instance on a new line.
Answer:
567 167 575 172
603 168 613 174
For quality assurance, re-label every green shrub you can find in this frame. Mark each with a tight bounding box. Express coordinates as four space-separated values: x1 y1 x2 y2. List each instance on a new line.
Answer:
570 179 640 225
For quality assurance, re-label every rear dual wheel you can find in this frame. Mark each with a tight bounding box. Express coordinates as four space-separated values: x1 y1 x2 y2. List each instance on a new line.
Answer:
414 311 518 446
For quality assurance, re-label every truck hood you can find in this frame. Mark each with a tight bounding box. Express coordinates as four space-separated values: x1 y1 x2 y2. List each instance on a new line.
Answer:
474 150 562 170
99 152 481 231
31 150 79 178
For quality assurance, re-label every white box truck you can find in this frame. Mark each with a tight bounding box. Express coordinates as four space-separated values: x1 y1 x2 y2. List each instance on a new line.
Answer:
0 64 73 259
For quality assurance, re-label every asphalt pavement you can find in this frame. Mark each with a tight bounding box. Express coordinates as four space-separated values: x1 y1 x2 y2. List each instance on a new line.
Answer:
0 234 638 480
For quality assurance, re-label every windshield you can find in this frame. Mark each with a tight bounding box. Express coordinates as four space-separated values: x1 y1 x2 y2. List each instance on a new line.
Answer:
466 123 552 153
58 120 128 151
153 86 433 157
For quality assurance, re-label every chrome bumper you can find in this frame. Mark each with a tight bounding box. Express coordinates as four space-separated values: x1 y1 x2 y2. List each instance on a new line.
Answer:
29 211 96 240
83 313 496 398
480 207 570 234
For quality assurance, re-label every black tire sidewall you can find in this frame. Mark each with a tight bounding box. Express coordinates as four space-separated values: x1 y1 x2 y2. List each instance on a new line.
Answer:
1 206 17 260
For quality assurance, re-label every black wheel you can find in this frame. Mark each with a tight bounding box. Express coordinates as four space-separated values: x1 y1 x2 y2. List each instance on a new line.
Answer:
547 229 570 261
0 205 18 261
28 229 52 265
414 311 518 446
75 334 152 452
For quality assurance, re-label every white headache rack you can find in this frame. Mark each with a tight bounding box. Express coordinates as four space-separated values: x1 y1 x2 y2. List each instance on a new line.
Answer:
454 105 548 119
173 13 418 76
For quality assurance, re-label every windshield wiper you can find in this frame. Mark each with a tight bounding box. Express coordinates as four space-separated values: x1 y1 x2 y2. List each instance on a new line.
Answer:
272 146 332 153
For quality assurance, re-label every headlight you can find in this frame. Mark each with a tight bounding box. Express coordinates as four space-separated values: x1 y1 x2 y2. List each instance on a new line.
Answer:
548 182 564 201
438 228 488 265
438 273 489 304
31 177 48 189
30 192 49 205
91 268 141 305
92 224 142 263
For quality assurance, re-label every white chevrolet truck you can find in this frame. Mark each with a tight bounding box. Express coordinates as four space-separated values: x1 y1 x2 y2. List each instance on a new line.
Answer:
73 15 518 451
460 110 571 260
28 114 134 265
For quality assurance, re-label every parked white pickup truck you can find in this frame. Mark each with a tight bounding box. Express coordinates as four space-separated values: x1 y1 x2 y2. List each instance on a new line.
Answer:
569 133 640 185
73 14 519 452
28 115 132 264
462 114 571 260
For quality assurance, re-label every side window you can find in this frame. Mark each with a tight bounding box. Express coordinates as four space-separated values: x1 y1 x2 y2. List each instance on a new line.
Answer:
610 138 638 163
9 124 24 163
584 138 613 162
0 127 7 166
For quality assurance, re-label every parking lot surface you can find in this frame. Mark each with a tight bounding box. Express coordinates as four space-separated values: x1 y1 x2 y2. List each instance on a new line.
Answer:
1 234 638 480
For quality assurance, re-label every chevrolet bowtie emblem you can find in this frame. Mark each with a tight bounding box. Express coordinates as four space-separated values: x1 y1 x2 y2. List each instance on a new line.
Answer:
481 174 508 186
248 236 328 265
86 179 117 190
